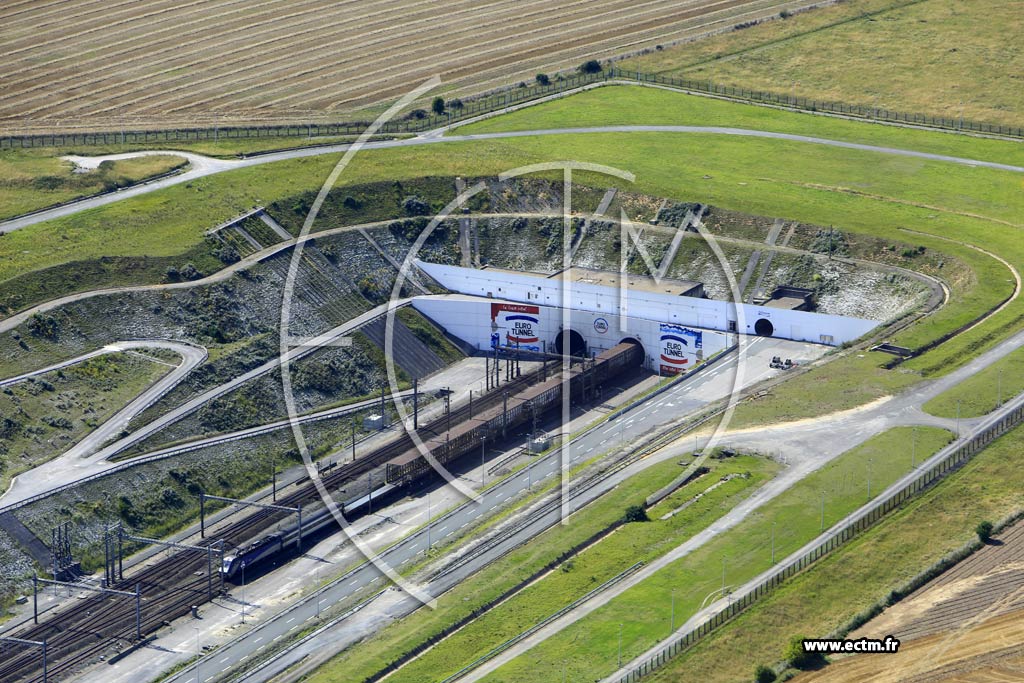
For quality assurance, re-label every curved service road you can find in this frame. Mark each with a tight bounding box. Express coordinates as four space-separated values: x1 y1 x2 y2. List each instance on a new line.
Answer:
3 125 1024 236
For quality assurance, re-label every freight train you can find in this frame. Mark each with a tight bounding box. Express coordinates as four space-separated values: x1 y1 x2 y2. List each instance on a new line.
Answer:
220 341 642 579
385 340 643 483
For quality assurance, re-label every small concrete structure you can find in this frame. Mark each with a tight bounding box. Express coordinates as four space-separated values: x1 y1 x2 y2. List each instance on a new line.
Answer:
362 414 385 431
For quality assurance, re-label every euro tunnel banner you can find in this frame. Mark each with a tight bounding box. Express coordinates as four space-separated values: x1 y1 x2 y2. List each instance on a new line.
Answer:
659 322 702 375
491 302 541 351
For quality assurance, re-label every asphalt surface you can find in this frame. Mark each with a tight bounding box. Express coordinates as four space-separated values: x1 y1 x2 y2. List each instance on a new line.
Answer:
0 340 207 502
465 328 1024 683
0 304 399 508
156 337 822 683
3 124 1024 235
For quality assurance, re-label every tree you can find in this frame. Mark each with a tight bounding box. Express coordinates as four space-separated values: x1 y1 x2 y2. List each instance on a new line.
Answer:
449 98 464 109
785 635 825 670
754 664 776 683
535 73 550 86
622 504 649 523
432 96 446 115
579 59 602 74
976 520 994 543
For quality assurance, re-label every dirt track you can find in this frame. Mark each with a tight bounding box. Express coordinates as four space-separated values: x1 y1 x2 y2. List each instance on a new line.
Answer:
0 0 822 133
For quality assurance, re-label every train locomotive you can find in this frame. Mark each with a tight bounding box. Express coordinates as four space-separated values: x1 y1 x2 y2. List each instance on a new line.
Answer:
219 341 643 579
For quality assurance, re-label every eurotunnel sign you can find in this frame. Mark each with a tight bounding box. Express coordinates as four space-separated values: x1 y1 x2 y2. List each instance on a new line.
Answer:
659 322 702 375
491 302 541 351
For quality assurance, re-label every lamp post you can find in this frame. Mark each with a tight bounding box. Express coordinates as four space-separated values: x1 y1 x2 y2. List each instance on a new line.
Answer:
670 589 676 632
617 623 623 668
820 490 825 532
315 563 321 619
193 627 201 683
867 458 873 500
771 522 776 564
481 436 487 486
240 561 247 624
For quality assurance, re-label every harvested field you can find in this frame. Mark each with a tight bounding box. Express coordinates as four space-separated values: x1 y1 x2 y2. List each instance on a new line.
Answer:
0 0 826 134
798 519 1024 682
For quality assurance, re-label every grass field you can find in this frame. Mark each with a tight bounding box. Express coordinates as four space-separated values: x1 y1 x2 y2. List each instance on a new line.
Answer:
643 422 1024 683
621 0 1024 128
0 150 185 220
922 345 1024 419
306 453 777 683
0 0 816 134
0 351 173 491
3 87 1023 381
482 427 951 683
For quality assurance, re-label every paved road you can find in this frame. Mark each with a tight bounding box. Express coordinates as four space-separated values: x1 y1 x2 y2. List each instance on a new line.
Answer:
157 337 821 683
0 340 207 500
460 329 1024 683
3 125 1024 236
0 304 399 508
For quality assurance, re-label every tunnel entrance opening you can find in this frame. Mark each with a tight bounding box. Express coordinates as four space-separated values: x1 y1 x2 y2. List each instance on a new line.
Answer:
554 329 587 357
619 337 646 366
754 318 774 337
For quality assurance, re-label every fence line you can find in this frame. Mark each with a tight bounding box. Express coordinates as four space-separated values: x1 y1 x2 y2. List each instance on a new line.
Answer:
617 394 1024 683
4 68 1020 150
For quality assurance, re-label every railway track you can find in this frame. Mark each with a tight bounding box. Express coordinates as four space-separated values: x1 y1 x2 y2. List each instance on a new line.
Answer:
0 357 553 683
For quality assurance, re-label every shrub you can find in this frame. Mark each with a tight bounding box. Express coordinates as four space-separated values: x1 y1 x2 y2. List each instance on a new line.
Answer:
755 664 777 683
403 196 430 216
214 245 240 264
785 635 825 670
780 9 792 18
449 98 464 109
432 97 446 115
579 59 602 74
976 520 994 543
342 195 361 209
535 73 550 86
180 263 201 280
622 504 649 523
28 313 60 339
406 109 427 120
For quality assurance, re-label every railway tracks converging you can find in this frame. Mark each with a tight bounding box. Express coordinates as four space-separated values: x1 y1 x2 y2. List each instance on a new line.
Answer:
0 359 555 683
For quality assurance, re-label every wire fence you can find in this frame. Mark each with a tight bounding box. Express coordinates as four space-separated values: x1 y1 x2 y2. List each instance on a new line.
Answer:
0 72 613 150
617 394 1024 683
5 67 1021 150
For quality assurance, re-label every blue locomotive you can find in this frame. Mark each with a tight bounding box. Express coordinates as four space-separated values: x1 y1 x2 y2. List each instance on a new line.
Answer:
220 533 284 579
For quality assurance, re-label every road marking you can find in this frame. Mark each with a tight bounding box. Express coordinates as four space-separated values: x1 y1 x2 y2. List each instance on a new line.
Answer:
273 634 283 642
286 617 295 624
254 637 263 643
438 525 447 533
503 494 512 502
348 579 358 586
219 657 230 664
585 447 594 453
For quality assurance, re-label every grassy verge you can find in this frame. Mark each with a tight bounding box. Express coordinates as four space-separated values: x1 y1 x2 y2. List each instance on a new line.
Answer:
306 454 777 683
0 352 174 491
483 427 951 682
620 0 1024 130
0 150 186 221
922 345 1024 419
457 85 1024 167
643 422 1024 683
396 307 465 365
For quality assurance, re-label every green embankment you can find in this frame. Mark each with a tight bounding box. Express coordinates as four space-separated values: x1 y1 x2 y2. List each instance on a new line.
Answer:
645 422 1024 683
482 427 951 683
307 454 777 683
